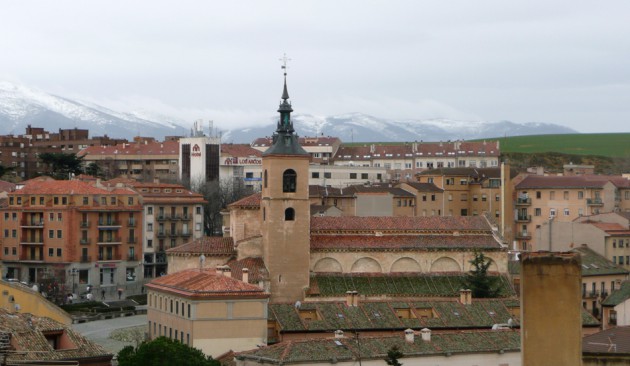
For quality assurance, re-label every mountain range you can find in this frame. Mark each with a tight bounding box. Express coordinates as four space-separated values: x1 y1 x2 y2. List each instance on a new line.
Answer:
0 81 578 143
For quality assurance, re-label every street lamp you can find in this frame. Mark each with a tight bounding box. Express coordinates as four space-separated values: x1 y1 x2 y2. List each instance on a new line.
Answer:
68 268 78 293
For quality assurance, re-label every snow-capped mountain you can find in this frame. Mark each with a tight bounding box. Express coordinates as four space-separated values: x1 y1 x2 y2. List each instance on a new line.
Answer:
0 81 577 143
0 81 188 139
221 113 578 143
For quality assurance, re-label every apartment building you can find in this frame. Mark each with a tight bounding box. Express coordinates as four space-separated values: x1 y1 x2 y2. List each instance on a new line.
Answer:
124 182 206 280
0 125 125 179
308 184 416 217
251 136 341 165
220 144 263 191
332 140 500 181
398 181 444 217
79 139 179 181
515 175 629 251
0 179 142 295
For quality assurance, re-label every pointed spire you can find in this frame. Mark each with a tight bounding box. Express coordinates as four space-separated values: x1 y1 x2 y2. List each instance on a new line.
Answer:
282 73 290 101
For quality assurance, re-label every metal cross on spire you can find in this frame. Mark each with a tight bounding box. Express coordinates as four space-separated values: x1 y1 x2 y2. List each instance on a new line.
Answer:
279 53 291 76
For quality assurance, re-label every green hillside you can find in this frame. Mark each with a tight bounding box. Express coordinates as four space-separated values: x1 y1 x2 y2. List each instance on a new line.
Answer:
490 133 630 158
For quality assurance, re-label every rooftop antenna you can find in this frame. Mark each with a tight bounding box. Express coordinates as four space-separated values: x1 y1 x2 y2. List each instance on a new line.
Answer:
279 53 291 76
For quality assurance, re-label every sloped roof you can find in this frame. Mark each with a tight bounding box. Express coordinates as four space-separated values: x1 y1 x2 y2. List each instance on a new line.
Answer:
402 182 444 192
225 257 269 284
0 180 16 193
516 175 619 189
583 326 630 354
11 179 111 195
237 330 520 363
311 216 492 232
311 235 502 250
221 143 262 157
146 268 268 300
78 140 179 157
602 281 630 307
570 245 630 276
166 236 236 256
228 192 261 208
334 141 501 162
0 308 112 364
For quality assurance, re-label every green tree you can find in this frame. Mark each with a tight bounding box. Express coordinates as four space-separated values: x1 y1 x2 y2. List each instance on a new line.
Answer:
0 164 15 178
384 345 403 366
84 162 102 178
464 250 500 298
38 152 84 179
117 337 219 366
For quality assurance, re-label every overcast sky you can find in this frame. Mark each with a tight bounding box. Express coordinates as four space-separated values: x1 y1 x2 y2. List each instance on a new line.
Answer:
1 1 629 132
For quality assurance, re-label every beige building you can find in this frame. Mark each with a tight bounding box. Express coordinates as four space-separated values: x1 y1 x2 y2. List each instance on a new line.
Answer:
252 136 341 165
309 184 416 217
515 174 630 251
0 279 72 325
146 267 269 358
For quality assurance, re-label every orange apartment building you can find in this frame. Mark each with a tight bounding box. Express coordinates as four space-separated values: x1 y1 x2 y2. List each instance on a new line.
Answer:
0 180 142 295
121 182 207 280
514 175 630 252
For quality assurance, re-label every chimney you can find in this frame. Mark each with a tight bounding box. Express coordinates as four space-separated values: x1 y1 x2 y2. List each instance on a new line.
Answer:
216 266 223 275
459 289 472 305
370 144 375 153
345 291 354 306
404 328 415 343
223 266 232 278
334 330 344 339
352 291 359 307
412 142 418 153
242 268 249 283
420 328 431 342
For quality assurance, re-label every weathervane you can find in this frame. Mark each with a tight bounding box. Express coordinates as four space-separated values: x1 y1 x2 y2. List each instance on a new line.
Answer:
279 53 291 76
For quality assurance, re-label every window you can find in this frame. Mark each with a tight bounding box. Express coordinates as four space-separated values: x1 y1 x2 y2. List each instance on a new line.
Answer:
481 194 487 202
361 173 368 179
431 194 436 201
57 248 62 256
11 230 16 238
264 170 268 188
473 195 478 202
147 223 153 232
535 208 542 216
564 208 570 216
128 197 134 205
57 213 62 221
147 239 153 248
147 206 153 215
620 256 625 265
349 173 357 179
536 191 541 199
550 191 555 200
57 230 62 238
283 169 297 192
448 194 453 201
196 206 201 215
311 172 320 179
460 179 468 185
49 213 54 221
110 197 116 205
62 197 67 205
495 194 500 202
101 197 106 205
446 178 454 185
40 197 44 205
285 208 295 221
579 191 585 199
324 172 332 179
49 248 54 257
2 230 7 238
563 191 569 200
49 230 55 239
83 197 89 205
550 209 556 217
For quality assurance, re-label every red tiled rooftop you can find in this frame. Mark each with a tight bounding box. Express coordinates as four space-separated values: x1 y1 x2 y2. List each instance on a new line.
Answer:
146 268 267 299
229 193 261 208
167 236 236 256
79 140 179 156
311 216 492 232
0 180 16 193
589 222 628 232
516 175 618 189
311 234 502 250
11 180 112 195
221 143 262 157
225 257 269 284
334 141 500 161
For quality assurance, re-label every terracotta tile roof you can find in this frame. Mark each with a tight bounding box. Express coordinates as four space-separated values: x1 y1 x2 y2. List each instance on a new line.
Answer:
225 257 269 284
229 192 261 208
311 216 492 232
334 141 500 162
79 140 179 157
309 185 416 198
146 268 268 299
126 182 206 202
237 329 520 363
570 245 629 276
11 179 111 195
516 175 618 189
590 222 629 232
402 182 444 192
101 177 138 186
0 179 16 193
166 236 236 256
221 143 262 157
311 234 502 250
583 326 630 354
0 308 112 364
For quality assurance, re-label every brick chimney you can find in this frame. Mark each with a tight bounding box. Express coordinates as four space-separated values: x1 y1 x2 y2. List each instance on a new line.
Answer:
223 266 232 278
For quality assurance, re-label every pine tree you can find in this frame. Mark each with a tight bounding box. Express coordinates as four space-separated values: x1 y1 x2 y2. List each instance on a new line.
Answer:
464 250 500 298
384 345 403 366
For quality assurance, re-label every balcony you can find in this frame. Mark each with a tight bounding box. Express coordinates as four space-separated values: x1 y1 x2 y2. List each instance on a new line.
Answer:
156 215 166 222
20 254 43 261
97 253 122 261
181 231 192 237
516 215 532 223
173 214 182 220
516 231 531 240
516 197 531 205
587 198 603 206
20 220 44 228
157 230 167 238
128 219 136 227
127 254 138 261
155 252 167 264
181 214 191 221
97 237 122 245
80 221 90 228
80 238 91 245
80 255 92 263
20 238 44 245
98 220 121 228
170 229 179 237
601 290 609 298
127 237 137 244
586 290 599 298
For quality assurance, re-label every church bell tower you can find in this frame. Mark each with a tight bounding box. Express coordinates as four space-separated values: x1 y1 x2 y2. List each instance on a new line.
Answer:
261 62 311 302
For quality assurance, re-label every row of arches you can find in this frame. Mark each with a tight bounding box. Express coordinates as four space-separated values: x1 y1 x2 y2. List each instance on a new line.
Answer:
312 256 498 273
